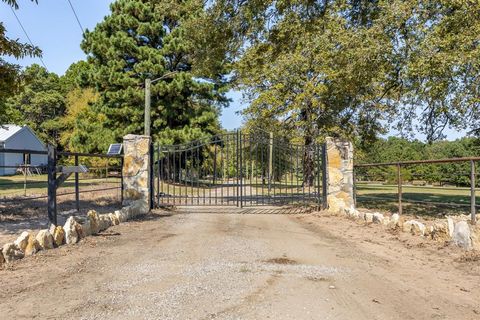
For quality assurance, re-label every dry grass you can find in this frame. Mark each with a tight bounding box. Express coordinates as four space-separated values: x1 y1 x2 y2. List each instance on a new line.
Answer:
263 257 298 265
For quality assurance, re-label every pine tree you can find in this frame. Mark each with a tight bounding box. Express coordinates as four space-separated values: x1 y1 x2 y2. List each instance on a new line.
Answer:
81 0 229 146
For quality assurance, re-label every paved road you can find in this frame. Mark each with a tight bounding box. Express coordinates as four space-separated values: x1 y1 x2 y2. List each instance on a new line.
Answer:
1 208 479 319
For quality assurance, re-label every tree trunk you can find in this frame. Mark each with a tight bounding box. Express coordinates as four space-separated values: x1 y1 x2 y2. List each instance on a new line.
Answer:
301 106 315 187
303 135 315 187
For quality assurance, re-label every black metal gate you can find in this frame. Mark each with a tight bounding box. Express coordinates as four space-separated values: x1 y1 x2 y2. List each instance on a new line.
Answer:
154 131 326 208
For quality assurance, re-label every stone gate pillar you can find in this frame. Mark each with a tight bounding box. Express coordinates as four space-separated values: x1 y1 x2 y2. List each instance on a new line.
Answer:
122 134 151 214
325 137 354 213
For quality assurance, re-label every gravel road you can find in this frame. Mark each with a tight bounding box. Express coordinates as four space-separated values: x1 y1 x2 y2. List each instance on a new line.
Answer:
1 207 479 319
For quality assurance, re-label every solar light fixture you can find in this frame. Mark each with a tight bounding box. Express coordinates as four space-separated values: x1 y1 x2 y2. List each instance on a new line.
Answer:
107 143 123 155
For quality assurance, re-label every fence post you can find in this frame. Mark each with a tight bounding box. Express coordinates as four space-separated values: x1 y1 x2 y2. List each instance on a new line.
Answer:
23 153 27 197
157 144 161 205
150 141 154 210
397 163 403 215
321 143 328 209
239 131 243 208
471 160 476 224
353 165 357 208
75 154 80 212
47 144 57 226
120 156 124 205
268 132 273 193
315 145 321 210
236 129 240 207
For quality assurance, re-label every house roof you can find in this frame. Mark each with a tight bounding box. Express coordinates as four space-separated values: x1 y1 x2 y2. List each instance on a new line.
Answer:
0 125 24 142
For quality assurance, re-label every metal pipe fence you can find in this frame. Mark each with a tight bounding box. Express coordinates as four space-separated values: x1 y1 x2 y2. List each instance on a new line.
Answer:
0 146 123 226
354 157 479 224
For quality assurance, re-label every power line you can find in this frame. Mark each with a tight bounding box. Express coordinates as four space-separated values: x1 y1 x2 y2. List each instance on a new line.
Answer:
66 0 85 34
9 6 48 70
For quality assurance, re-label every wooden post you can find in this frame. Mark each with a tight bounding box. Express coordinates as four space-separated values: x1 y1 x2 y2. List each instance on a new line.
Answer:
471 160 477 224
47 144 57 226
397 163 402 215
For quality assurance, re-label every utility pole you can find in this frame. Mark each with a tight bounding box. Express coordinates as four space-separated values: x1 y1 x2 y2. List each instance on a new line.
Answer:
144 78 151 136
144 71 177 137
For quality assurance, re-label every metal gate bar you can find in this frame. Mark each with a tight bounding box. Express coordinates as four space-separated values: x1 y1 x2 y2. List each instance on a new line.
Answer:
155 131 326 208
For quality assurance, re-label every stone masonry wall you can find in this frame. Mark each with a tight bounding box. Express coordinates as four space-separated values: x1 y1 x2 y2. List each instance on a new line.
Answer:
123 134 151 214
326 137 354 213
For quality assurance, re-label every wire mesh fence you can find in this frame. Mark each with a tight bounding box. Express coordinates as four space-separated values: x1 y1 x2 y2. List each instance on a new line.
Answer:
0 148 123 229
354 157 479 223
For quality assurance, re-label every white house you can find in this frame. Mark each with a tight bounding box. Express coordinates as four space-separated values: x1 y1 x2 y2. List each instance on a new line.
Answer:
0 125 48 176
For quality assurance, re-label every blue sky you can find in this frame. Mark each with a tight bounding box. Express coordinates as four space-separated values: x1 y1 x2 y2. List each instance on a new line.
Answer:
0 0 467 140
1 0 244 129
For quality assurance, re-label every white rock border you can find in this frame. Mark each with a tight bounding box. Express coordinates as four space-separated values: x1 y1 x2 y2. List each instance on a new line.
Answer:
0 200 147 265
342 206 478 250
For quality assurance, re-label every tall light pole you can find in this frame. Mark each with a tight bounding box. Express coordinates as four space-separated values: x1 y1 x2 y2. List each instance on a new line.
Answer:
144 71 177 136
144 78 152 136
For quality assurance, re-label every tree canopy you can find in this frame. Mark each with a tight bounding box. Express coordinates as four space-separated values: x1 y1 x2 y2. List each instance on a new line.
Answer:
356 136 480 186
81 0 229 146
0 0 41 123
5 64 66 145
2 0 480 158
206 0 480 144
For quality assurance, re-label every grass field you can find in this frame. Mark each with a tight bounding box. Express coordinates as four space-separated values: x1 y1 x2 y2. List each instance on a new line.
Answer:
1 174 123 224
355 183 478 216
4 173 475 217
0 174 120 198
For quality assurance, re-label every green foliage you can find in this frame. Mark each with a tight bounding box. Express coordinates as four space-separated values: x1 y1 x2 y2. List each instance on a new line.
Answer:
2 0 37 9
356 137 480 186
5 64 65 145
81 0 229 146
207 0 480 143
0 0 41 123
59 88 116 153
61 60 94 92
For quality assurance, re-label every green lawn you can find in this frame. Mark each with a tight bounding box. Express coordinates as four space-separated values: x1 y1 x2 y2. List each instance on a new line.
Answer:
355 183 478 216
0 174 120 198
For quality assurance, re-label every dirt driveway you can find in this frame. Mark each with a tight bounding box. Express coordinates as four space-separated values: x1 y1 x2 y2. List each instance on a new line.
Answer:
1 207 479 319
